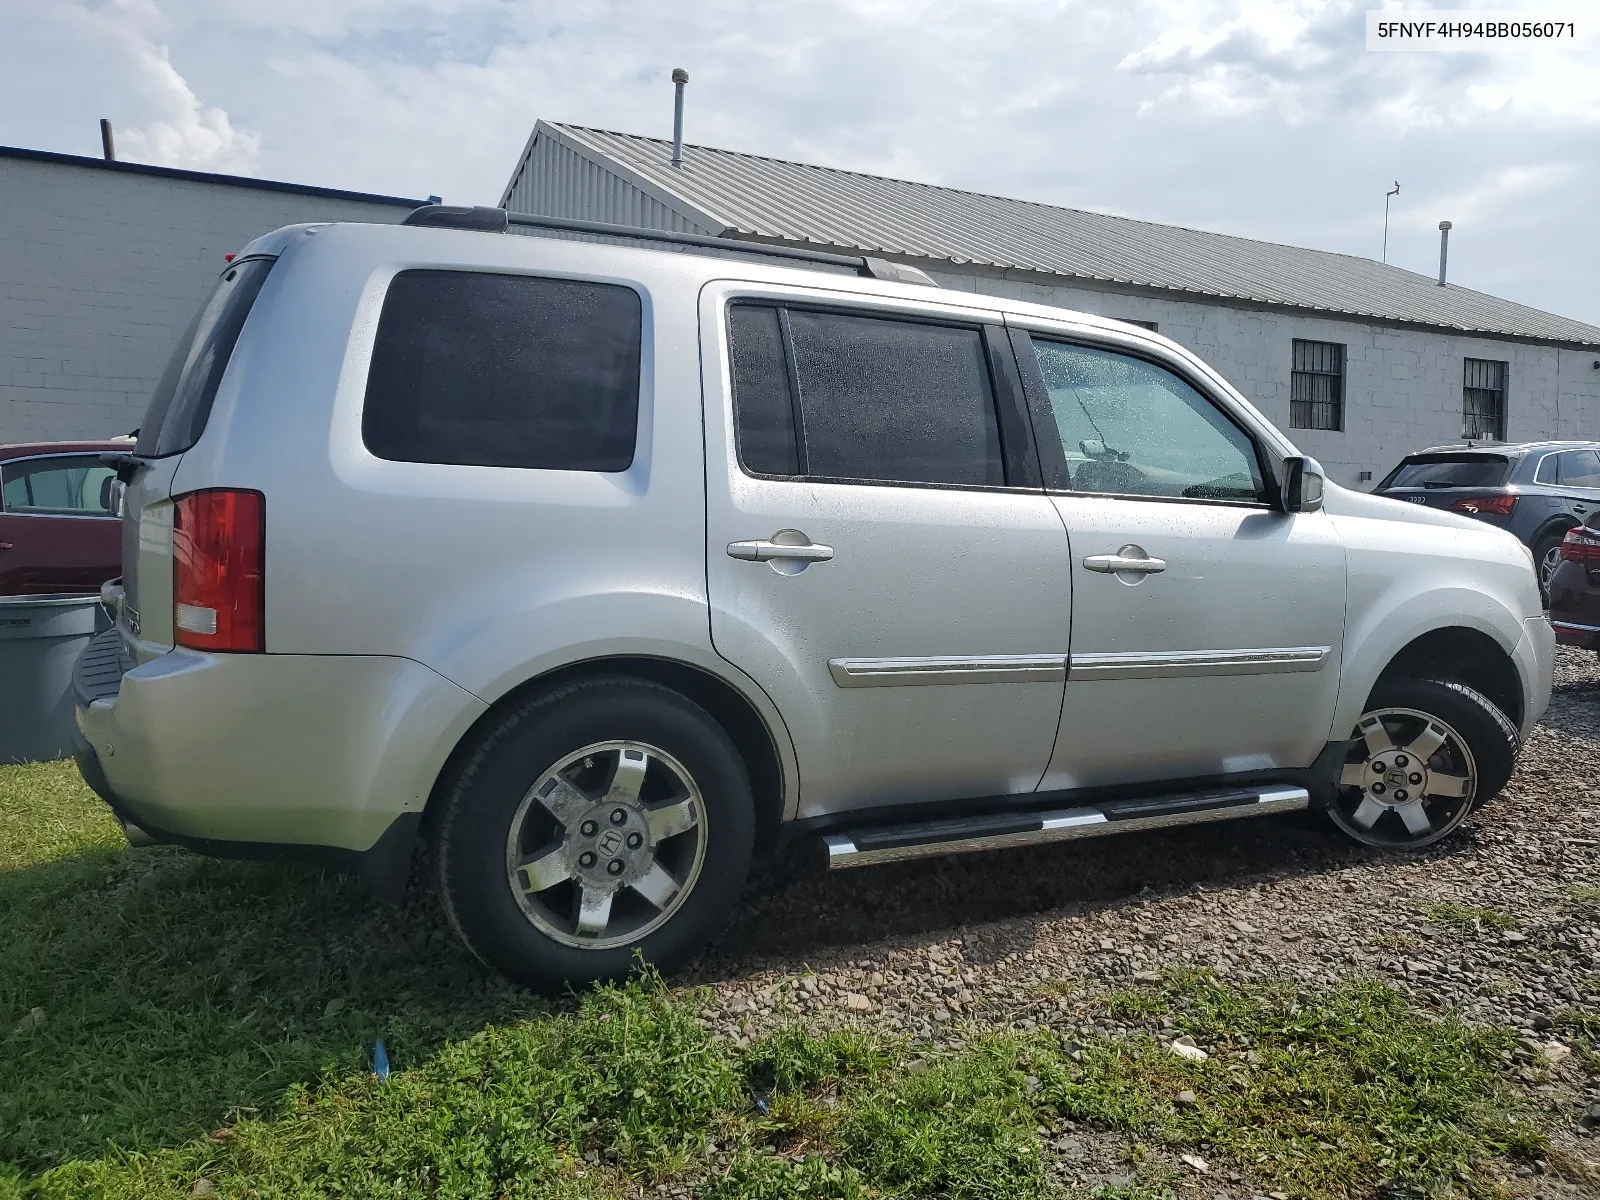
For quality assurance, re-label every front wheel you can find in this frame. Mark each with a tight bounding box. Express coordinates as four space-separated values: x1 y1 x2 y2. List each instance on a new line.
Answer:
1328 677 1518 850
435 677 755 990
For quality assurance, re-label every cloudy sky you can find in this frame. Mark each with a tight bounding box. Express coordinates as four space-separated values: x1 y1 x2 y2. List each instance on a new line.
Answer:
4 0 1598 326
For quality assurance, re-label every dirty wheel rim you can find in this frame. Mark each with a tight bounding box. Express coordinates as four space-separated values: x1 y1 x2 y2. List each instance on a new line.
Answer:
1329 706 1478 849
505 740 708 949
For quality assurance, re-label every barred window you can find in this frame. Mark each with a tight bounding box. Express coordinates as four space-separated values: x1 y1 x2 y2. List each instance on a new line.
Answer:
1290 339 1344 431
1463 358 1508 441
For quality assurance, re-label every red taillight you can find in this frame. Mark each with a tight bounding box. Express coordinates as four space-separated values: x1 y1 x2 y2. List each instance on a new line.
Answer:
223 252 236 263
1560 527 1600 563
173 489 264 652
1450 494 1517 516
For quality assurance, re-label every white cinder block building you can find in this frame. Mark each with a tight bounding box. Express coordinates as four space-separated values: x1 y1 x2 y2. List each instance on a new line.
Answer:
504 121 1600 487
0 147 426 443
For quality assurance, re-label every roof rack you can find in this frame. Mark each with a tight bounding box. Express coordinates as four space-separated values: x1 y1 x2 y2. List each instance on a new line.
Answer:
399 204 938 287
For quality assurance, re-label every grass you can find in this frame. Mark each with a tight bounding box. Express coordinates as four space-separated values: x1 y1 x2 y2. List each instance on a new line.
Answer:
1421 901 1521 932
0 760 1556 1198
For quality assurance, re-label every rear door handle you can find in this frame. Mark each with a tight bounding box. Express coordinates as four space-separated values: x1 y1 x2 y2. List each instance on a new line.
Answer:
0 542 12 552
1084 547 1166 574
727 538 834 563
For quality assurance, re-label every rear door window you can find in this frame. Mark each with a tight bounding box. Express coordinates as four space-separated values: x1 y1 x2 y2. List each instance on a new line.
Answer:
1 456 117 516
137 258 274 458
363 270 642 471
1383 455 1509 488
727 303 1005 488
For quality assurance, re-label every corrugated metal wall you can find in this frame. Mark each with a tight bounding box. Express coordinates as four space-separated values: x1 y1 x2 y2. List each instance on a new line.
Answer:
503 132 717 234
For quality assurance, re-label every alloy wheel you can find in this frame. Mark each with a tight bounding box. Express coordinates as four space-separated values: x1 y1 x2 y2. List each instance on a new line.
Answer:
1329 706 1478 848
1540 542 1562 601
504 740 707 949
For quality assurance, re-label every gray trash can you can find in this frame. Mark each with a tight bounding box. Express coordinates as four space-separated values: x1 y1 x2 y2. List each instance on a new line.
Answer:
0 594 103 764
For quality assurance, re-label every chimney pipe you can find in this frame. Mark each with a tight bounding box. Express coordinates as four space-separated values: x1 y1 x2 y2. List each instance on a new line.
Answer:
670 68 688 168
99 118 116 162
1436 220 1452 287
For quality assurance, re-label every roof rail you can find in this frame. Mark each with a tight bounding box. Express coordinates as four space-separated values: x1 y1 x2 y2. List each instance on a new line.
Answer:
399 203 938 287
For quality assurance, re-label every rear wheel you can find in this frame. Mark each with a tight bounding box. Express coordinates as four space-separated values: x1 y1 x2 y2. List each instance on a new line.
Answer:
1535 531 1566 607
1328 677 1517 850
435 677 754 989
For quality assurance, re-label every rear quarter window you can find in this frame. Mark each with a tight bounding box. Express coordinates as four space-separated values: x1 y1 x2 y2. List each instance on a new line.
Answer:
362 270 642 471
1382 455 1509 489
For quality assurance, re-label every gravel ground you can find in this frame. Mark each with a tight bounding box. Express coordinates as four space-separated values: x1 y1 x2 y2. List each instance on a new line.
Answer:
681 648 1600 1196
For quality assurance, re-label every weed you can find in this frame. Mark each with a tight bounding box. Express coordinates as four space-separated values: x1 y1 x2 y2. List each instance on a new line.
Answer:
1422 901 1520 931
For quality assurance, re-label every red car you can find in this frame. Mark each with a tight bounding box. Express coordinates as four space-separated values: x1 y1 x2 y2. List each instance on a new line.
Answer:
1549 513 1600 658
0 439 129 596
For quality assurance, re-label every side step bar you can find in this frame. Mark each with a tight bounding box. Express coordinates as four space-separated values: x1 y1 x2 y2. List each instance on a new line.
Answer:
822 784 1309 869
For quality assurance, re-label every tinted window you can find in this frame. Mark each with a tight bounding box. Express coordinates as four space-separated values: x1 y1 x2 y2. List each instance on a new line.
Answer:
1384 455 1509 489
728 306 799 476
1030 340 1263 502
1 456 117 516
727 306 1005 488
794 311 1002 486
1537 449 1600 488
137 258 274 458
363 270 642 471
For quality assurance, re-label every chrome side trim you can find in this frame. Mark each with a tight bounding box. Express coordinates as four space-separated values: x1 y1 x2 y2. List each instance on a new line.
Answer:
824 785 1309 869
1553 620 1600 635
1069 646 1330 680
827 654 1068 687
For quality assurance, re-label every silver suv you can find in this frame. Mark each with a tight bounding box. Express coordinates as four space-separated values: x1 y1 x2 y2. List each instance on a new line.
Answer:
75 206 1554 988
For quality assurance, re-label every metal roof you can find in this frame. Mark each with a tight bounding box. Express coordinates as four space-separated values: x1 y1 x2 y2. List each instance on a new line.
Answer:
526 122 1600 349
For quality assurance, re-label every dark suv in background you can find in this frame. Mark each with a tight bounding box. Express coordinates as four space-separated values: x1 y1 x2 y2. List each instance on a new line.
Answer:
1376 441 1600 602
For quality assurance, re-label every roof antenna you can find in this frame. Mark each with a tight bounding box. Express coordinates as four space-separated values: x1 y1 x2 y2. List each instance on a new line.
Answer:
670 68 688 167
99 118 116 162
1382 181 1399 263
1437 220 1452 286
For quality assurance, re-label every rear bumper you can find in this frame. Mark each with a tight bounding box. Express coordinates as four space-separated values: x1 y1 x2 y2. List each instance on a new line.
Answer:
1552 620 1600 650
70 628 487 897
1549 562 1600 647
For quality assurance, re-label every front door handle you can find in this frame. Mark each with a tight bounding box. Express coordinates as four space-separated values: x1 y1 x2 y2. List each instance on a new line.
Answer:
0 542 12 552
1084 546 1166 575
728 536 834 563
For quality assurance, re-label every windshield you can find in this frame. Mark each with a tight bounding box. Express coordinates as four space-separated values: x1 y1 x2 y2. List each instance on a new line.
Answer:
136 257 274 458
1381 454 1510 489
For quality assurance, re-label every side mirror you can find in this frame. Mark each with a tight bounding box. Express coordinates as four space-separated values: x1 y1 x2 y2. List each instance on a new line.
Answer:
1281 456 1325 513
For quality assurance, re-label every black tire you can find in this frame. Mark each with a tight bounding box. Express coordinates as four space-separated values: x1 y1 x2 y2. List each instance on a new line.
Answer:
1328 676 1518 850
1534 530 1566 607
435 676 754 990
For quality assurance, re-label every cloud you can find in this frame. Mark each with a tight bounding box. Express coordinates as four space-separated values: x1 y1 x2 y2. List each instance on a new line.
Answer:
0 0 1595 325
66 0 262 171
117 40 262 169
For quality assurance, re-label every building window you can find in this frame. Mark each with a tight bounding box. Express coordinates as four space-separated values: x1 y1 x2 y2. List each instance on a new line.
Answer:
1120 319 1159 332
1290 339 1344 431
1463 358 1508 441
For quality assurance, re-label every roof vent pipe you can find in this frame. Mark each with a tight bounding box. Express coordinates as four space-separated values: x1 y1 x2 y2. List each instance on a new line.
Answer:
1437 220 1452 287
670 68 688 167
99 119 115 162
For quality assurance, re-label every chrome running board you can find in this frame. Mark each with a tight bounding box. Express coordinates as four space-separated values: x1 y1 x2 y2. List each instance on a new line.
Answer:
822 784 1309 869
